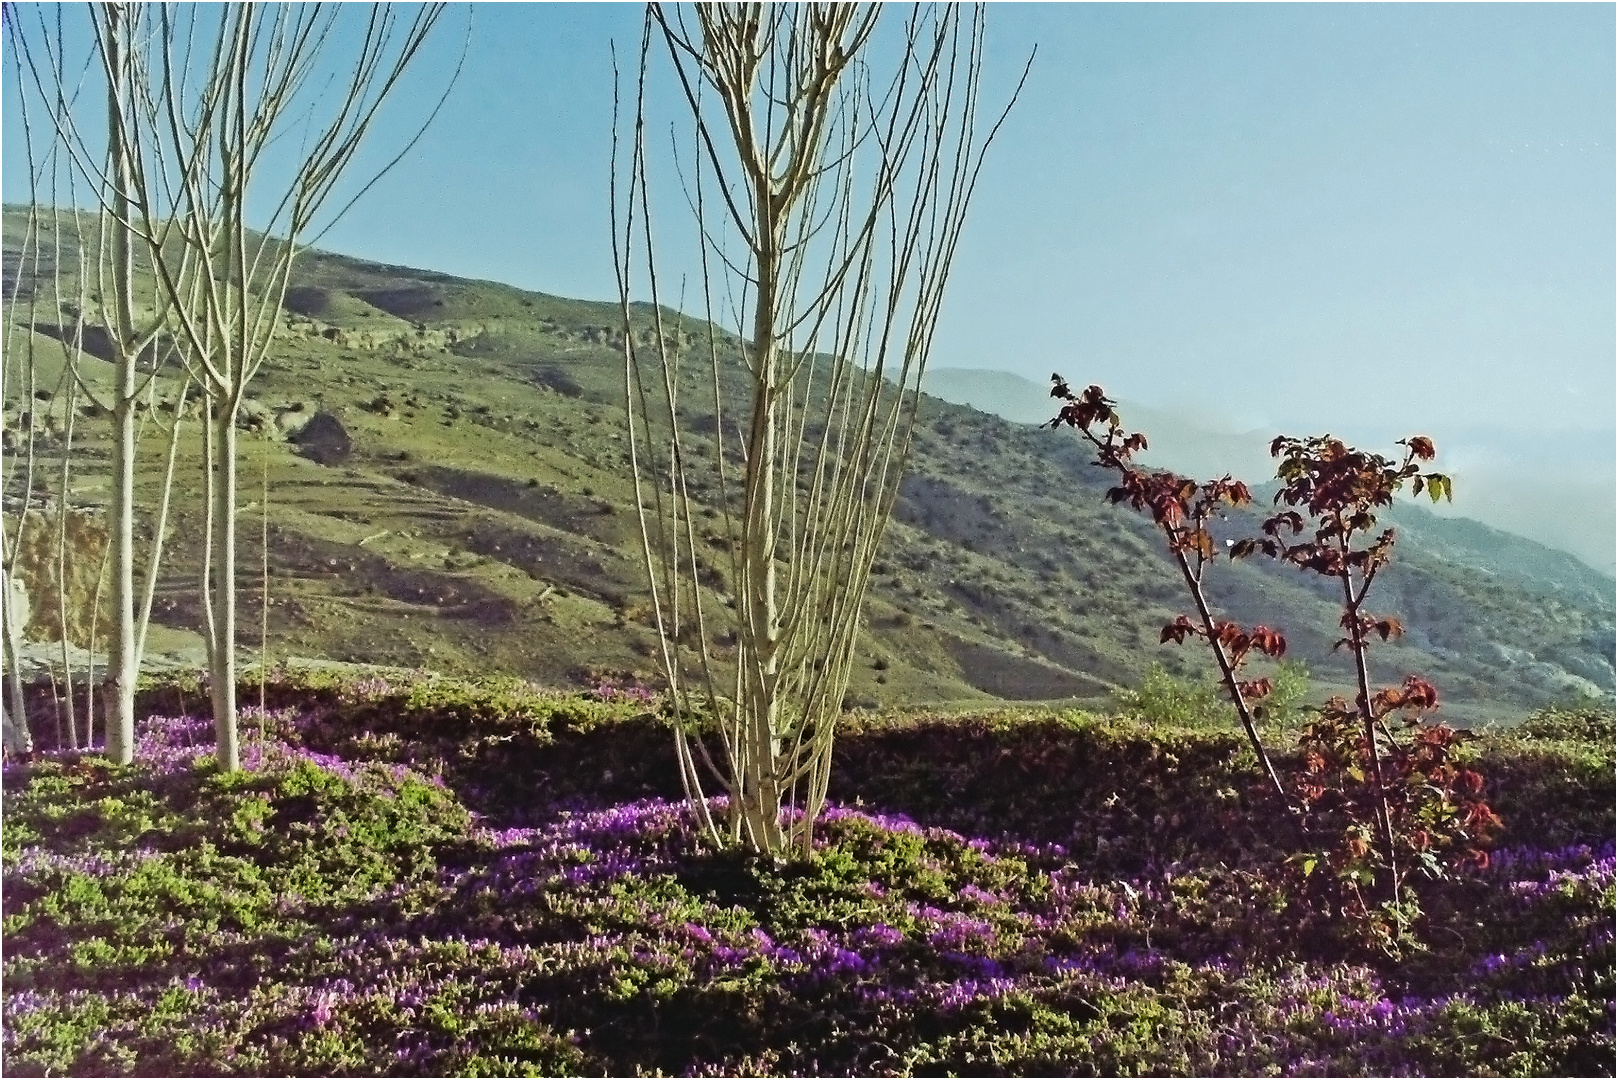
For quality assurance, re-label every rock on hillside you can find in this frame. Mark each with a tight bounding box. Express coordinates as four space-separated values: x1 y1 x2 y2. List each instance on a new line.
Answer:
291 412 353 466
2 508 109 648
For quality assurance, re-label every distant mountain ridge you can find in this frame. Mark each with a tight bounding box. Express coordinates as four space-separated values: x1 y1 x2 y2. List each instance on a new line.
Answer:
1383 503 1613 610
922 367 1617 579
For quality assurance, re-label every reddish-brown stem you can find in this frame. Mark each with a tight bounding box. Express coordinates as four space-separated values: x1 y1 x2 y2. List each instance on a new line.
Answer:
1170 546 1293 807
1338 531 1400 898
1069 416 1291 808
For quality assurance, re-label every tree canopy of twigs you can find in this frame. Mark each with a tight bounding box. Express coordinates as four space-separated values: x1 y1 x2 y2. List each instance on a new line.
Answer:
614 3 1026 857
8 2 457 770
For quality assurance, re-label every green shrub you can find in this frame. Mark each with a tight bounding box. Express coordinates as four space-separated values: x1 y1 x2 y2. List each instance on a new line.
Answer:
1484 706 1615 852
1112 665 1232 729
4 679 1613 1076
1514 705 1616 746
1262 660 1312 727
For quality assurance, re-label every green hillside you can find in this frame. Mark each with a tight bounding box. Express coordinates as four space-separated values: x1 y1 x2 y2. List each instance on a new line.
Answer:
3 208 1612 725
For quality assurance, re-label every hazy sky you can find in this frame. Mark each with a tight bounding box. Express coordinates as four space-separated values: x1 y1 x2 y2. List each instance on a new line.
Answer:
6 3 1614 439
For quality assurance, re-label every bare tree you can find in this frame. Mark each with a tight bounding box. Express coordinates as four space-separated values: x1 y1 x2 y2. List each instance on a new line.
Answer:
94 3 173 763
14 3 455 770
0 84 49 757
10 5 214 763
615 4 1025 856
0 28 104 756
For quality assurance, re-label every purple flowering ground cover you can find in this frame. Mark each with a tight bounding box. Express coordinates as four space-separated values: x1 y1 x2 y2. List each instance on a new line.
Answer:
2 673 1613 1076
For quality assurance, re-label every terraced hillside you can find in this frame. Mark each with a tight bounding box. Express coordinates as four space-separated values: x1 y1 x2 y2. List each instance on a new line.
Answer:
3 208 1612 723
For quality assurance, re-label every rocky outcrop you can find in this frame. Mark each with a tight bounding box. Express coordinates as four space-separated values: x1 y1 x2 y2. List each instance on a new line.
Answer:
283 315 461 354
2 508 109 647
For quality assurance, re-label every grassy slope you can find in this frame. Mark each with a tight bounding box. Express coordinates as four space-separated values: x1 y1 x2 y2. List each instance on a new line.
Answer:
3 208 1613 724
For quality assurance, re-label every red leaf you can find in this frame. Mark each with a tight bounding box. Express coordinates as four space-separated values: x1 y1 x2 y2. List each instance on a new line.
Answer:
1465 803 1503 831
1236 677 1273 701
1404 435 1436 461
1249 627 1287 658
1400 676 1440 710
1263 511 1305 537
1160 615 1195 645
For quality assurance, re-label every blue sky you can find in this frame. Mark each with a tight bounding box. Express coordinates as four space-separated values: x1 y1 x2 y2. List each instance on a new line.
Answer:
245 2 1611 438
5 3 1614 564
8 3 1610 432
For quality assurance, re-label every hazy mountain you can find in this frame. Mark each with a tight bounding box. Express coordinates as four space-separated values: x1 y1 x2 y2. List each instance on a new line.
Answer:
921 367 1277 479
5 209 1611 724
923 367 1617 578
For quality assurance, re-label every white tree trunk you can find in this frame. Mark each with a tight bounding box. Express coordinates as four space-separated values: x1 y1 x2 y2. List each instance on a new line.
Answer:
210 407 239 771
105 372 138 762
56 385 78 751
104 7 140 764
739 256 784 851
1 565 34 758
135 383 187 666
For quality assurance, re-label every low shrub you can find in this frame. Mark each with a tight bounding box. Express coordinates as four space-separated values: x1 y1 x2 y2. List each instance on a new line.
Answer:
1484 706 1616 854
3 677 1611 1075
1112 664 1233 728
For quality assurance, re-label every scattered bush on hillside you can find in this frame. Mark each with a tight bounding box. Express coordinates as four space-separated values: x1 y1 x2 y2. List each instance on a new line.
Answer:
1485 705 1615 854
1263 659 1313 726
1514 704 1617 745
1113 665 1230 728
1113 661 1313 732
